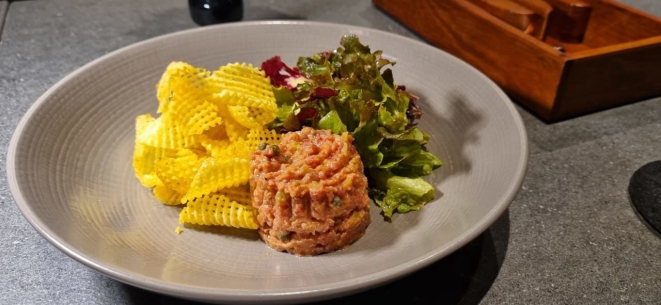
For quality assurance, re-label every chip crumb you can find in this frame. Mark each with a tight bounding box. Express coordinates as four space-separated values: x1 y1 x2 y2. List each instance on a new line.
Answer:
175 226 183 235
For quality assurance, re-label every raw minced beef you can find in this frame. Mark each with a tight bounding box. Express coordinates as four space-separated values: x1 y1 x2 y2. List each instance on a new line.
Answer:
250 127 371 256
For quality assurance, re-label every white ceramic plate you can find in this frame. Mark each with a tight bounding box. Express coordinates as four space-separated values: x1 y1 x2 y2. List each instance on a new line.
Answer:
7 21 527 304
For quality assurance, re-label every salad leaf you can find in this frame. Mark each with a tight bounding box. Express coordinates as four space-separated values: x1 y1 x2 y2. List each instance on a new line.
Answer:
392 150 443 177
263 35 443 220
269 86 297 130
369 169 435 219
352 116 384 168
260 56 305 89
318 111 347 134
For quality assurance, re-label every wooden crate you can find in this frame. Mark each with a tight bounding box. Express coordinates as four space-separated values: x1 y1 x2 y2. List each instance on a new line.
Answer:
373 0 661 121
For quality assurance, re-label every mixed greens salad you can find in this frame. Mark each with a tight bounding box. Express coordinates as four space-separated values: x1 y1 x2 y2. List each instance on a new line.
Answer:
261 35 443 220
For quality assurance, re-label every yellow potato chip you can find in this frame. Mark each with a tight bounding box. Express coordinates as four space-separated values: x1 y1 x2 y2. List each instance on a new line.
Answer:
196 133 229 156
157 62 212 114
223 116 250 140
156 62 194 107
227 104 278 130
246 128 281 150
135 114 155 141
210 63 274 101
155 152 204 194
153 184 185 206
170 99 223 136
133 143 171 188
183 156 251 203
179 194 258 229
216 88 276 111
202 123 229 141
137 116 199 149
217 185 252 205
211 139 252 159
227 105 262 129
134 61 282 230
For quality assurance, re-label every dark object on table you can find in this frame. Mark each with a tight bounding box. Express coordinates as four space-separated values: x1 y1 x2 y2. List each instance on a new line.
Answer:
629 161 661 237
189 0 243 26
373 0 661 122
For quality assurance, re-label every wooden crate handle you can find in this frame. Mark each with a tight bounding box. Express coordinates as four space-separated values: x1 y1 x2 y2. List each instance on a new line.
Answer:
544 0 593 43
468 0 548 39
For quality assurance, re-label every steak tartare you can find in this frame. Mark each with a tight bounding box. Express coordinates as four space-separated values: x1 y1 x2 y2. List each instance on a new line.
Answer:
250 127 371 256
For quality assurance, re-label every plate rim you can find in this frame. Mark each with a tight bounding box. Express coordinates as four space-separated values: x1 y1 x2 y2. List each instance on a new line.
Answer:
6 20 529 303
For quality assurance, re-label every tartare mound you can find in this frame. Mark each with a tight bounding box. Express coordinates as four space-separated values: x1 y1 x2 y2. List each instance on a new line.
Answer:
250 127 371 256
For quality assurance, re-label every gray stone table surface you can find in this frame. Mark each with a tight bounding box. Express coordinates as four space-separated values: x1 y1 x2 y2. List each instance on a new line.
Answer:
1 0 660 304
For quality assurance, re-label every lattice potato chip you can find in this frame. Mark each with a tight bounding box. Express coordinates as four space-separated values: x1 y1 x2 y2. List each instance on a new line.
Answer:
203 123 229 141
153 184 185 206
222 116 251 140
211 63 275 101
155 152 204 194
135 114 155 141
216 185 252 205
137 116 199 149
179 194 258 229
157 62 213 114
133 61 280 231
196 134 229 155
246 128 281 150
183 156 251 203
133 143 165 188
211 139 253 160
166 99 223 136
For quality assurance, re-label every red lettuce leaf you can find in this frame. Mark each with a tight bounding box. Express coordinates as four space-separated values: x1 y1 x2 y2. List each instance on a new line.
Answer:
261 56 304 89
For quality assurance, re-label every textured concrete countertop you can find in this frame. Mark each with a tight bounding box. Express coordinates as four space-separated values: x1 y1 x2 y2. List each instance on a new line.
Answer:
1 0 660 304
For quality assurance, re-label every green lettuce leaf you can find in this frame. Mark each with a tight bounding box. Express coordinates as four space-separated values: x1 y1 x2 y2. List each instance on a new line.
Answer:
369 169 435 219
352 116 383 168
317 111 347 134
392 150 443 177
269 86 297 131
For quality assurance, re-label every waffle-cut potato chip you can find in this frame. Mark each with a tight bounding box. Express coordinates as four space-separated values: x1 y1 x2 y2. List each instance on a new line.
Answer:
217 90 278 114
217 186 252 205
228 105 278 130
157 62 212 114
202 123 228 141
247 128 281 150
134 114 166 187
136 114 156 141
134 61 281 231
170 100 223 136
134 143 173 187
183 157 251 203
209 139 252 160
133 143 200 188
223 116 250 140
156 152 205 194
156 62 194 107
137 116 199 149
211 63 274 101
215 89 277 130
196 129 265 159
179 194 258 229
227 105 262 129
153 184 185 206
196 133 229 155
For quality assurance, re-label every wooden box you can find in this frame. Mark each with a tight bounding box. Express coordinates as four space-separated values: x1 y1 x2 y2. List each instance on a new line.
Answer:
373 0 661 121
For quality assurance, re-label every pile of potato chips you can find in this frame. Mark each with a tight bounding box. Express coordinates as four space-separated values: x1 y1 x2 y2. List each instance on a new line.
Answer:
133 62 281 230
